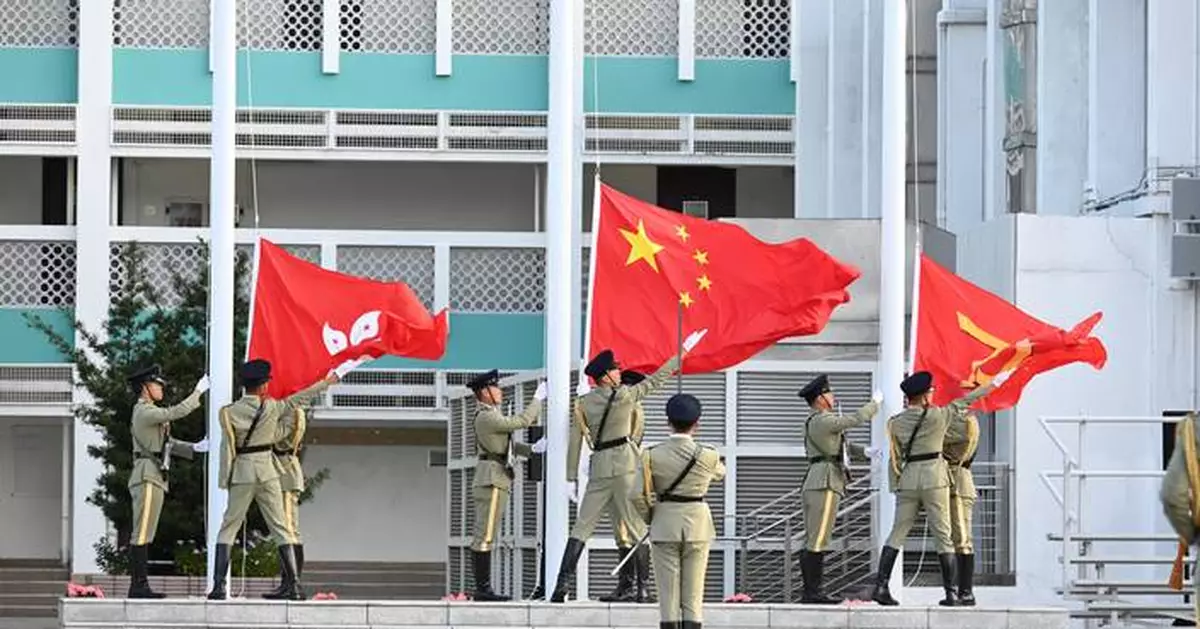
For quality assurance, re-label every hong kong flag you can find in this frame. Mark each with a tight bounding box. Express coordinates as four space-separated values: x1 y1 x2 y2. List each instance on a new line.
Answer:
247 238 449 397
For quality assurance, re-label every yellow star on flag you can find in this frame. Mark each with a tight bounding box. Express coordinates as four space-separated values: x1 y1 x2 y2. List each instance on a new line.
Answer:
679 291 695 308
620 219 665 272
676 225 690 242
693 249 709 265
697 275 712 291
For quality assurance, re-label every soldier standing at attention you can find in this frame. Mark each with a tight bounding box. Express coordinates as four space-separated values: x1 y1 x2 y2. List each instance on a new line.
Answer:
870 368 1011 607
597 369 651 603
636 393 725 629
468 369 546 602
207 358 357 601
272 406 309 583
797 374 882 604
1161 412 1200 622
943 410 981 606
126 364 210 599
549 328 705 603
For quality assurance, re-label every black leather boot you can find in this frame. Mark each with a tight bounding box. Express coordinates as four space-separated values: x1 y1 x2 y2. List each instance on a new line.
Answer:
599 546 635 602
870 546 900 606
681 621 702 629
634 545 653 602
956 553 975 606
528 546 547 600
472 550 511 601
801 551 841 604
549 538 586 603
127 545 166 599
659 623 681 629
295 544 305 579
206 544 230 600
937 553 958 607
263 545 305 600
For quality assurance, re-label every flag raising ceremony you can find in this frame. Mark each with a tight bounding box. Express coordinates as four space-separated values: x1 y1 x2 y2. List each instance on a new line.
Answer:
912 254 1108 411
586 183 862 375
247 238 450 398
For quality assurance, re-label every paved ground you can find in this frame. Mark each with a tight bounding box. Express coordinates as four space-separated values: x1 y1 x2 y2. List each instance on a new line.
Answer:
0 618 56 629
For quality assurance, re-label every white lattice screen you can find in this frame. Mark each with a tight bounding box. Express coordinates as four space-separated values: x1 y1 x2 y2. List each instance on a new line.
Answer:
448 248 545 313
697 0 790 59
0 0 78 48
453 0 548 55
336 245 436 309
112 0 207 48
339 0 435 53
584 0 676 57
0 241 77 307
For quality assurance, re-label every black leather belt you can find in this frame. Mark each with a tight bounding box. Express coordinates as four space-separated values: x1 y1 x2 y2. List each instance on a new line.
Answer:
594 436 629 452
659 495 704 503
480 453 508 465
236 444 272 455
944 453 975 469
906 452 940 463
808 455 835 464
273 449 294 458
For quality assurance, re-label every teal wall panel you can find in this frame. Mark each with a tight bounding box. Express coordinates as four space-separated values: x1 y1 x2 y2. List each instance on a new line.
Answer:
0 309 75 363
0 48 78 103
585 57 793 115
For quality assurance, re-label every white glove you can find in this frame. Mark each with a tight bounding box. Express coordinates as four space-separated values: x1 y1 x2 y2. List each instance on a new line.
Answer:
194 375 210 395
567 481 578 503
682 329 708 353
534 381 547 401
991 369 1013 387
531 437 547 454
192 438 210 453
332 356 369 379
864 446 883 460
871 390 883 404
576 380 591 396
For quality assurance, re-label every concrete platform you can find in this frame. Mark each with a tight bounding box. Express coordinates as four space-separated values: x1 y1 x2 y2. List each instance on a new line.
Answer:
59 599 1070 629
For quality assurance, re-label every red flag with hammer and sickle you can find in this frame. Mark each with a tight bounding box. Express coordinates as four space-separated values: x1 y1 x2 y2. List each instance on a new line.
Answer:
913 254 1108 411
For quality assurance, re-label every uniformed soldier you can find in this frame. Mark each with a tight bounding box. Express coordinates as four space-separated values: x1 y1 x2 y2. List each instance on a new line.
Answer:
125 364 210 599
870 368 1010 607
944 410 981 606
634 393 725 629
797 374 882 604
272 405 309 583
549 328 705 603
598 369 651 604
1161 412 1200 622
468 369 546 602
207 358 358 601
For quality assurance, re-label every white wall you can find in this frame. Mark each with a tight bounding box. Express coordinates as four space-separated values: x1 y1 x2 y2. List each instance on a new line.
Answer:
0 416 65 559
300 444 446 562
0 157 45 225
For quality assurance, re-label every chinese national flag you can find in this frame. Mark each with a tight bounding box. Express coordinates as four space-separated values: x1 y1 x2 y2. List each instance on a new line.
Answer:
587 183 861 375
913 254 1107 411
247 239 449 397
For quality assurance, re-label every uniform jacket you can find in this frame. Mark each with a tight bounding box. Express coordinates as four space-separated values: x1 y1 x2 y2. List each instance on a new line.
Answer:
568 356 678 481
886 385 991 493
473 399 542 491
636 434 726 542
943 413 980 499
1161 415 1200 544
272 408 308 493
802 400 878 495
218 380 328 490
128 391 204 492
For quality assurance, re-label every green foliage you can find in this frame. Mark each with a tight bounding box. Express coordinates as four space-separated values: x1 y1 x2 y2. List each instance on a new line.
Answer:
27 241 330 575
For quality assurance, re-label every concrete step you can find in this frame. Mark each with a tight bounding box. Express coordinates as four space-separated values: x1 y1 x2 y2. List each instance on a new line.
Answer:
0 568 68 582
0 594 58 607
305 561 444 572
303 570 444 585
0 607 57 619
0 582 64 595
0 559 64 570
302 583 446 600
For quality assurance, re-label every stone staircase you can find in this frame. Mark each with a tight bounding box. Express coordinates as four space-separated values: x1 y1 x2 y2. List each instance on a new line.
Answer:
303 561 445 600
0 559 67 619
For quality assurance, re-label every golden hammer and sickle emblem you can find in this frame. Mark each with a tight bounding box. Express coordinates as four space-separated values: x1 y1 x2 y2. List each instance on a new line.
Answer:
956 312 1032 388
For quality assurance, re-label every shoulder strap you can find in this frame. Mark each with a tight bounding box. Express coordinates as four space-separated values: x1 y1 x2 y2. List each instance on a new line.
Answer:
591 388 619 444
900 407 931 463
658 444 702 499
240 399 268 451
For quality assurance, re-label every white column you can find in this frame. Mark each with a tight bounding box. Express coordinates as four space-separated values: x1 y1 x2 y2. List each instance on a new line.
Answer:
983 0 1005 220
936 1 987 233
827 0 864 218
71 0 114 576
1086 0 1146 207
861 0 883 219
205 0 236 590
544 0 580 596
1036 0 1088 216
795 0 829 218
1145 0 1198 185
877 0 907 598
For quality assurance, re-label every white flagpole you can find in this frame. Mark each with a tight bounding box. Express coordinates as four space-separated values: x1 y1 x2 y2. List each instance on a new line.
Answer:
205 0 236 593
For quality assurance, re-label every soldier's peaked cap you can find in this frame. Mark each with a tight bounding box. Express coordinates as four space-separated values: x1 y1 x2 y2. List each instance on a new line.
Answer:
798 374 830 403
239 359 272 387
901 371 934 397
666 393 702 424
127 364 167 386
620 370 646 386
466 369 500 392
585 349 618 379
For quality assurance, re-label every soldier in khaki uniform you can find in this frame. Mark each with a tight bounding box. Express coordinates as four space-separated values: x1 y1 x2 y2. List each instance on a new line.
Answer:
549 330 706 603
797 374 881 604
272 406 309 581
634 393 725 629
598 369 652 604
870 369 1010 607
468 369 546 601
944 410 981 606
125 364 210 598
1161 412 1200 621
207 358 355 601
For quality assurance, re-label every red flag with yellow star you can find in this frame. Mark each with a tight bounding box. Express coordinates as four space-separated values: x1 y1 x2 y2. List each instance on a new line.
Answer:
586 183 862 375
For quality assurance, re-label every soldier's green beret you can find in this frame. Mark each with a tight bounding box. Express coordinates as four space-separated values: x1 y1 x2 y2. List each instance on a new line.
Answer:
901 371 933 397
127 364 167 386
798 374 830 403
620 370 645 386
585 349 618 379
466 369 500 392
666 393 702 424
239 359 272 388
